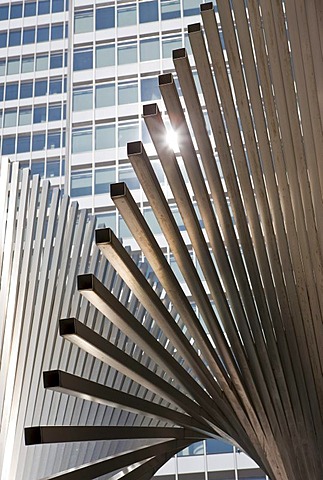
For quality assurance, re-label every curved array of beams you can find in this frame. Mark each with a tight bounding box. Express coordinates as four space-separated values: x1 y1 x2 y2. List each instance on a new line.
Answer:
21 1 323 479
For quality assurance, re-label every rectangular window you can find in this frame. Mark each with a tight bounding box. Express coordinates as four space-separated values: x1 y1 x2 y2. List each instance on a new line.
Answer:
161 0 181 20
0 60 4 76
95 124 115 150
49 77 62 94
140 37 160 62
23 27 35 44
46 159 60 177
10 3 23 19
48 103 61 122
20 82 33 99
36 54 48 71
2 137 16 155
47 131 61 149
50 52 63 69
51 23 64 40
95 167 116 194
141 77 160 101
35 79 48 96
0 33 7 48
0 6 9 21
139 1 158 23
18 108 32 126
9 30 22 47
37 26 49 42
74 10 93 33
4 109 17 128
21 56 34 73
119 164 140 189
0 85 4 102
52 0 64 13
96 44 115 68
118 81 138 105
5 83 18 101
73 47 93 71
17 134 31 154
32 133 46 151
33 105 47 123
162 35 182 58
117 42 137 65
71 170 92 197
96 6 115 30
73 86 93 111
95 83 115 108
7 58 20 75
183 0 200 16
117 4 137 27
96 212 116 230
118 121 139 147
25 2 37 17
72 127 92 153
38 0 50 15
31 161 44 178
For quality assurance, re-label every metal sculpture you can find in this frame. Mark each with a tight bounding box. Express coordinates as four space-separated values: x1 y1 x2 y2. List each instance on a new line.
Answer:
24 1 323 479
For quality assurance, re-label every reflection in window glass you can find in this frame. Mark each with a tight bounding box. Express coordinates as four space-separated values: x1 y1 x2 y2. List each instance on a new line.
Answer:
140 37 160 62
144 208 162 234
4 109 17 128
119 164 140 189
7 58 20 75
96 212 116 230
141 77 160 102
47 159 60 177
95 83 115 108
74 10 93 34
95 124 115 150
74 48 93 71
31 161 44 178
161 0 181 20
22 56 34 73
178 441 204 456
72 127 92 153
19 108 32 126
49 77 62 94
206 439 233 454
117 4 136 27
162 35 182 58
118 42 137 65
2 137 16 155
118 122 139 147
118 81 138 105
96 44 115 68
73 86 93 111
33 106 47 123
17 134 31 154
36 54 48 71
96 6 115 30
47 131 61 149
183 0 200 16
139 1 158 23
95 168 115 194
32 133 46 151
71 170 92 197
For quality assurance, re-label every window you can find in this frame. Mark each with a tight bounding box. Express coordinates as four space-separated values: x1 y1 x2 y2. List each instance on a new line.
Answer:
19 108 32 126
206 439 233 454
96 212 116 230
7 58 20 75
37 26 49 42
50 52 63 69
72 127 92 153
118 42 137 65
140 37 160 62
52 0 64 13
118 121 139 147
161 0 181 20
9 29 22 47
74 10 93 33
20 82 33 99
4 109 17 128
10 3 23 19
96 44 115 68
117 4 137 27
36 54 48 71
0 33 7 48
95 167 115 194
31 161 44 178
22 56 34 73
47 158 60 177
141 77 160 101
23 27 35 44
47 131 61 149
48 103 61 122
5 83 18 101
73 47 93 71
49 77 62 94
32 133 46 151
144 208 162 234
51 23 64 40
118 81 138 105
0 6 9 21
178 441 204 456
33 105 47 123
0 60 5 76
95 83 115 108
73 86 93 111
2 137 16 155
25 2 37 17
95 124 115 150
0 85 4 102
17 134 31 153
162 35 182 58
38 0 50 15
35 79 48 96
139 1 158 23
119 164 140 189
183 0 200 16
71 169 92 197
96 6 115 30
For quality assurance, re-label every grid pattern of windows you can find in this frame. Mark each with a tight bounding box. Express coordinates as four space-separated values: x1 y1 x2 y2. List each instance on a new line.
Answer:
0 1 68 21
0 22 67 48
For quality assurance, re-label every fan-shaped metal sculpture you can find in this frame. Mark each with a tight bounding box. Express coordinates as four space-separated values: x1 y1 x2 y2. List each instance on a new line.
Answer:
24 1 323 479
